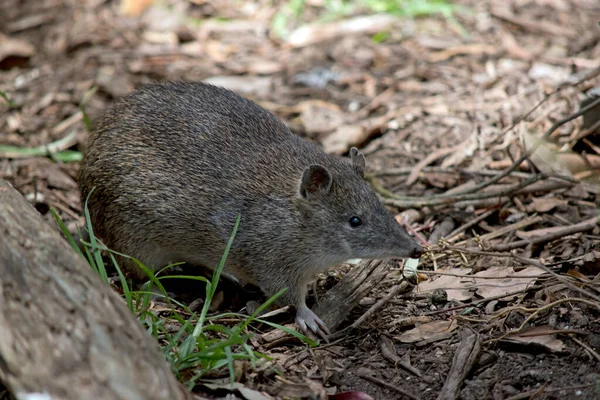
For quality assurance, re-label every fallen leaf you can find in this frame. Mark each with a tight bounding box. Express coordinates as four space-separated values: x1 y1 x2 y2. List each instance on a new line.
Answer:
416 268 474 302
528 197 568 213
398 319 458 343
521 128 573 177
142 30 179 46
120 0 154 16
555 152 600 174
528 62 571 84
0 32 35 70
246 59 283 75
202 76 273 97
566 269 589 281
298 100 345 135
421 171 460 189
474 266 541 299
504 326 566 353
322 125 366 154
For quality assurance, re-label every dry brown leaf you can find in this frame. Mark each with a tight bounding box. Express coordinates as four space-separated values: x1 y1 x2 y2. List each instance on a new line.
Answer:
298 100 345 135
566 269 589 281
202 76 273 97
397 319 458 343
521 128 573 177
422 171 461 189
246 59 283 75
528 197 568 213
555 153 600 174
474 266 541 299
416 268 474 302
120 0 154 16
0 32 35 67
142 30 178 45
204 40 239 63
505 326 566 353
428 43 497 63
322 125 366 154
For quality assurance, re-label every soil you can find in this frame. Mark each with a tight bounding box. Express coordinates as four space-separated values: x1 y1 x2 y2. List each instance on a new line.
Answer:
1 0 600 399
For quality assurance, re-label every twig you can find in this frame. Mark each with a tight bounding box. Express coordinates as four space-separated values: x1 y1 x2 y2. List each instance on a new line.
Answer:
380 173 546 208
357 371 419 400
419 269 547 280
513 255 600 303
479 215 599 252
379 335 425 380
436 332 482 400
504 383 596 400
461 215 542 246
570 336 600 362
488 297 600 343
423 285 542 316
446 208 498 241
333 281 411 339
406 144 462 186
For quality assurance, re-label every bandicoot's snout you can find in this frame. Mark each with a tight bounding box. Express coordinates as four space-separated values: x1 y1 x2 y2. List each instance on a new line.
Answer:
409 242 424 258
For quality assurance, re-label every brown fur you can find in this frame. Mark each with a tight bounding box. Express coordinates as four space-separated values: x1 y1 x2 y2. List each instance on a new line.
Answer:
78 81 422 335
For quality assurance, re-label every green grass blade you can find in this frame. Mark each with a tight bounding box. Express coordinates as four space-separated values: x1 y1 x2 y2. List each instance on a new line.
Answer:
193 214 241 338
80 86 97 132
82 187 109 283
50 208 86 260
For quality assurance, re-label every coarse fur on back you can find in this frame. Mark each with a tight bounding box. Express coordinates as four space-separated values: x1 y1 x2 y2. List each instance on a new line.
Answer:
78 81 422 337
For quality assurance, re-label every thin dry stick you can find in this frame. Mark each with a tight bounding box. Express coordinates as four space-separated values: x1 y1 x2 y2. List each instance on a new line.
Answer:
570 336 600 362
423 285 543 316
333 281 411 339
446 208 498 241
357 371 419 400
513 254 600 303
480 214 599 252
488 297 600 343
406 144 462 186
381 173 546 208
505 384 596 400
419 270 547 280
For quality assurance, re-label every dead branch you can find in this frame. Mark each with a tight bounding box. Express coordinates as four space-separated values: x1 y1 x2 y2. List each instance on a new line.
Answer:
332 281 412 340
379 173 547 208
313 260 390 333
478 215 599 252
436 332 482 400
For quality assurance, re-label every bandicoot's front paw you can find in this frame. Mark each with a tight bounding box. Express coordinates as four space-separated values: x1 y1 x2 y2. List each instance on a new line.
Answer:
295 306 330 341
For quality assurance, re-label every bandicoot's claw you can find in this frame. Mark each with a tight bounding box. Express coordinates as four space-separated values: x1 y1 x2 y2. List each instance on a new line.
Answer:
296 306 331 342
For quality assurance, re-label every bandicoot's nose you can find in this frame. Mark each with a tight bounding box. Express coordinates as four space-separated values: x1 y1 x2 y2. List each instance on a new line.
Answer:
410 243 424 258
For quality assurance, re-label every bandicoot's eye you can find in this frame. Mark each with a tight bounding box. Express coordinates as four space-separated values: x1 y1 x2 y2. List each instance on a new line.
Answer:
349 216 363 228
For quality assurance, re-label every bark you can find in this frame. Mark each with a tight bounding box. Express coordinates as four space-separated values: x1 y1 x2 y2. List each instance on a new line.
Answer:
0 179 196 400
313 260 390 332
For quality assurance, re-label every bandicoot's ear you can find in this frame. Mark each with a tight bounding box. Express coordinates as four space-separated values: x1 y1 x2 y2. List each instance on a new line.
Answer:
299 165 332 199
350 147 366 178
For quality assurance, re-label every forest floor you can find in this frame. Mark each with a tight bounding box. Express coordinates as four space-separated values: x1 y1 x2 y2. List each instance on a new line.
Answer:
1 0 600 399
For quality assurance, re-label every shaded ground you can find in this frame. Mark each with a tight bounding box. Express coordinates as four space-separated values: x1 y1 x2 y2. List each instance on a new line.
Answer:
1 0 600 399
